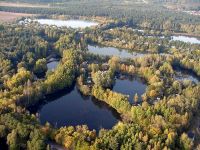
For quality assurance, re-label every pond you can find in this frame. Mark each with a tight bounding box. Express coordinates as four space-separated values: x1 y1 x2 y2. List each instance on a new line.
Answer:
30 85 120 132
174 67 200 84
47 60 59 71
88 45 145 58
171 36 200 44
34 19 98 28
175 71 199 84
112 75 147 104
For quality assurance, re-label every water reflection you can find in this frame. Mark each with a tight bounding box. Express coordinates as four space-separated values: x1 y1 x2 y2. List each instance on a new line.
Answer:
88 44 145 58
34 19 98 28
47 60 59 71
171 36 200 44
30 84 120 132
112 75 147 104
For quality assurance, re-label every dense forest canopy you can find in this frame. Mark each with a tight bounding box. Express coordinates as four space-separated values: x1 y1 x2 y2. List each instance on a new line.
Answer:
1 0 199 3
1 0 199 26
0 0 200 35
0 0 200 149
0 17 199 149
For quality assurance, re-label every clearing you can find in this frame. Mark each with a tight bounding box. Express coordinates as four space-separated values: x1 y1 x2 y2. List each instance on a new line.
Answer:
0 11 34 23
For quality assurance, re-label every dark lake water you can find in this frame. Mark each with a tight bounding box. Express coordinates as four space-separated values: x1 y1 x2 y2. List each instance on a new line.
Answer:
88 45 145 58
112 76 147 104
30 75 147 132
32 85 120 132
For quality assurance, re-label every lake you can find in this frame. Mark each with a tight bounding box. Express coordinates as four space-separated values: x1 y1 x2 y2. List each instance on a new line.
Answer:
34 19 98 28
88 45 145 58
31 85 120 132
112 75 147 104
171 36 200 44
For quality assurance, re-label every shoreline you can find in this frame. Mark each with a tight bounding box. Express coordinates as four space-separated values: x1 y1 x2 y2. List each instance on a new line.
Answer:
172 32 200 39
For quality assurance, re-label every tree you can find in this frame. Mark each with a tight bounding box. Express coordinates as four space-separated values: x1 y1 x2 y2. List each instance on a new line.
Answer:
108 56 120 71
141 94 148 102
179 133 193 150
149 90 157 99
0 125 6 138
45 50 77 93
5 67 33 89
90 63 99 73
92 70 114 88
134 93 139 104
27 129 46 150
7 130 19 150
34 58 47 75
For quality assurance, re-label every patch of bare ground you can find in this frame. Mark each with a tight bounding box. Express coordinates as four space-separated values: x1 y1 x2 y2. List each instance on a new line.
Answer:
0 11 34 23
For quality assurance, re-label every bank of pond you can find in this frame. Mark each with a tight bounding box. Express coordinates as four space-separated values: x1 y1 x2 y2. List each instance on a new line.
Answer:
30 68 198 132
41 44 200 133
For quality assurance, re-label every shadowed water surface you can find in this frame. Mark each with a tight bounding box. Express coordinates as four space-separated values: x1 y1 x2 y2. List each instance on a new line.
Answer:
112 76 147 104
31 85 120 132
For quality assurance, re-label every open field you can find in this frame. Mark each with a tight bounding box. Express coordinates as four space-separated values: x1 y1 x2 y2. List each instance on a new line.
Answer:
0 11 34 23
0 2 49 8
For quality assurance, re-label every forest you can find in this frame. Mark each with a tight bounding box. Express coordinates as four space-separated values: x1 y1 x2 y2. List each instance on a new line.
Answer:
0 0 200 150
0 0 200 35
0 17 199 149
